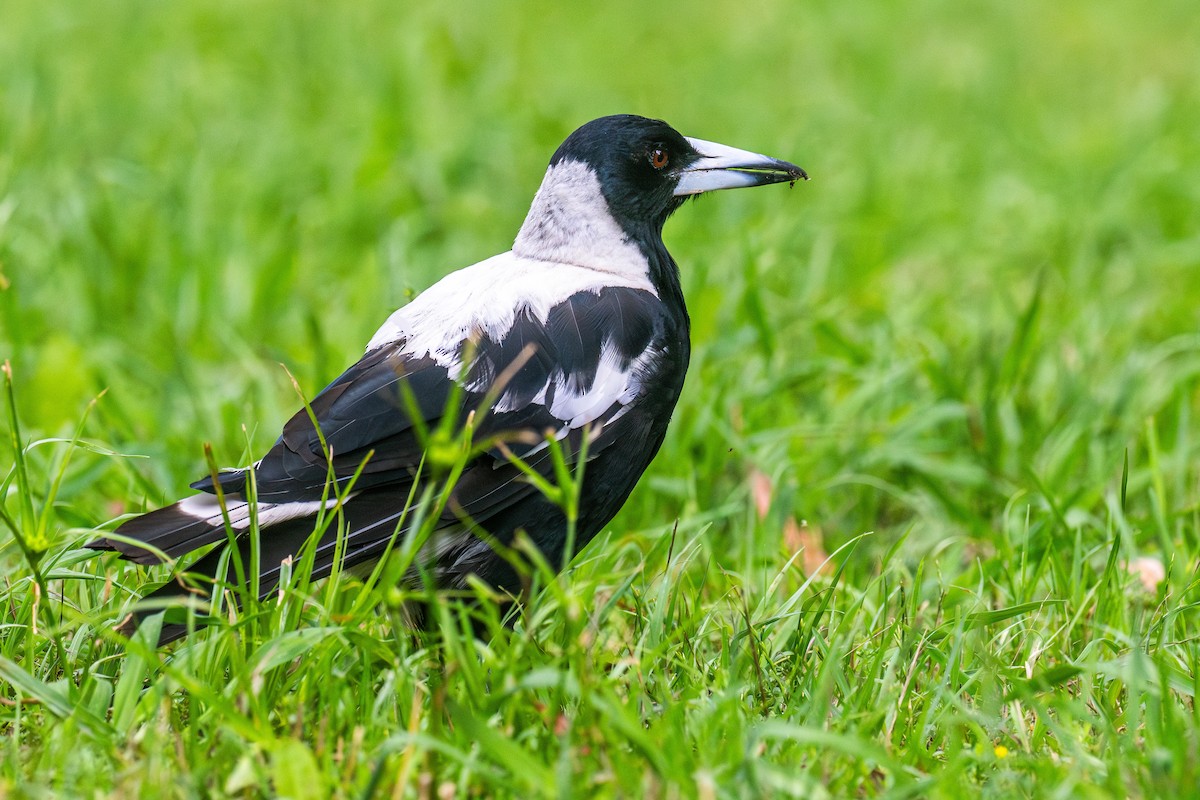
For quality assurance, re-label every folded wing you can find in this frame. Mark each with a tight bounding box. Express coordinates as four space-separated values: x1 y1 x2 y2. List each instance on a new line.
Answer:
91 286 667 580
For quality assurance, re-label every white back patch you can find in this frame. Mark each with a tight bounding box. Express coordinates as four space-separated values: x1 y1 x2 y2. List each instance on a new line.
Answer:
365 159 661 369
365 252 656 367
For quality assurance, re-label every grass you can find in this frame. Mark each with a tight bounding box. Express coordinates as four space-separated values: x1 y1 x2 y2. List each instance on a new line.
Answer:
2 0 1199 796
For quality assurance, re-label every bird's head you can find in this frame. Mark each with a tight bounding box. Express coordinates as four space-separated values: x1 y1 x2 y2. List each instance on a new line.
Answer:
514 115 806 280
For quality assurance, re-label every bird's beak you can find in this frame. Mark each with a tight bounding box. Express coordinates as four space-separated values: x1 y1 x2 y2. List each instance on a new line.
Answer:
673 137 808 197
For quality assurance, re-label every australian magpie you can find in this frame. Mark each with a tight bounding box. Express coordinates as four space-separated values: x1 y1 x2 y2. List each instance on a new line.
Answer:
89 114 806 641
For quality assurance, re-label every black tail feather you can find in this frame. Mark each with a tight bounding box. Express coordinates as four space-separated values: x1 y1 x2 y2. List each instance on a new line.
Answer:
116 514 332 645
92 480 518 645
87 494 246 565
104 492 418 645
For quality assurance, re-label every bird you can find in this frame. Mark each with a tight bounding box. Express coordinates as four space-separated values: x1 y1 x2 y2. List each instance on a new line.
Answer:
88 114 806 642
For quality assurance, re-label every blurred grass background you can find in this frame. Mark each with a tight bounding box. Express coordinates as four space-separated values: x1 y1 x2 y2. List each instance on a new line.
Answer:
1 0 1199 797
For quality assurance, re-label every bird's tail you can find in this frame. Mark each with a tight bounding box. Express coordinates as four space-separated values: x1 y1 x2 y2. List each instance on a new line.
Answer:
102 513 342 645
90 489 416 644
87 492 259 565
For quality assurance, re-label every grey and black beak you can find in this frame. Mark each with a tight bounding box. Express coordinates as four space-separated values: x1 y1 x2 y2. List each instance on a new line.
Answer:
674 137 808 197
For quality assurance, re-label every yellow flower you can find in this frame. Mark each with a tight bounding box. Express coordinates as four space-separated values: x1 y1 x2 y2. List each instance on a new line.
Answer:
994 745 1009 759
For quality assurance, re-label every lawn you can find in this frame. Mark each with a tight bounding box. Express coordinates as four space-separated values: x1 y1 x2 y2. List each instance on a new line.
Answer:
2 0 1199 797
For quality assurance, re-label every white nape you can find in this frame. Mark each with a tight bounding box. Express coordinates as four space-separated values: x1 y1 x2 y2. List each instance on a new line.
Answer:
513 160 651 280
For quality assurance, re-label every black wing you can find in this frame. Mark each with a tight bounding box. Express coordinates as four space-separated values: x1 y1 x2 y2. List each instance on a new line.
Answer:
90 286 678 631
198 286 663 514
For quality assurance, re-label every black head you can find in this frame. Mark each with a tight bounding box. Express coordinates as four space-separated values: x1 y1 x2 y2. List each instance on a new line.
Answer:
514 115 805 293
548 114 807 239
549 115 701 235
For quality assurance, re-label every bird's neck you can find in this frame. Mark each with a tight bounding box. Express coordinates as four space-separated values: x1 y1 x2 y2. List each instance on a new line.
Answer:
514 161 655 286
625 220 689 323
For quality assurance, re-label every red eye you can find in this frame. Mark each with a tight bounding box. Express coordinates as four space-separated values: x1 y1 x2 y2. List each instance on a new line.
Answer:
650 148 669 169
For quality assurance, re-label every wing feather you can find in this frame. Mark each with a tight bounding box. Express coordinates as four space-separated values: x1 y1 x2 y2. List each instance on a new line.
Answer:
167 286 666 563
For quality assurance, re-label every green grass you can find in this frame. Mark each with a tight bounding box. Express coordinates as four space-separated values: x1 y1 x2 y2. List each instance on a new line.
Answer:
2 0 1200 796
